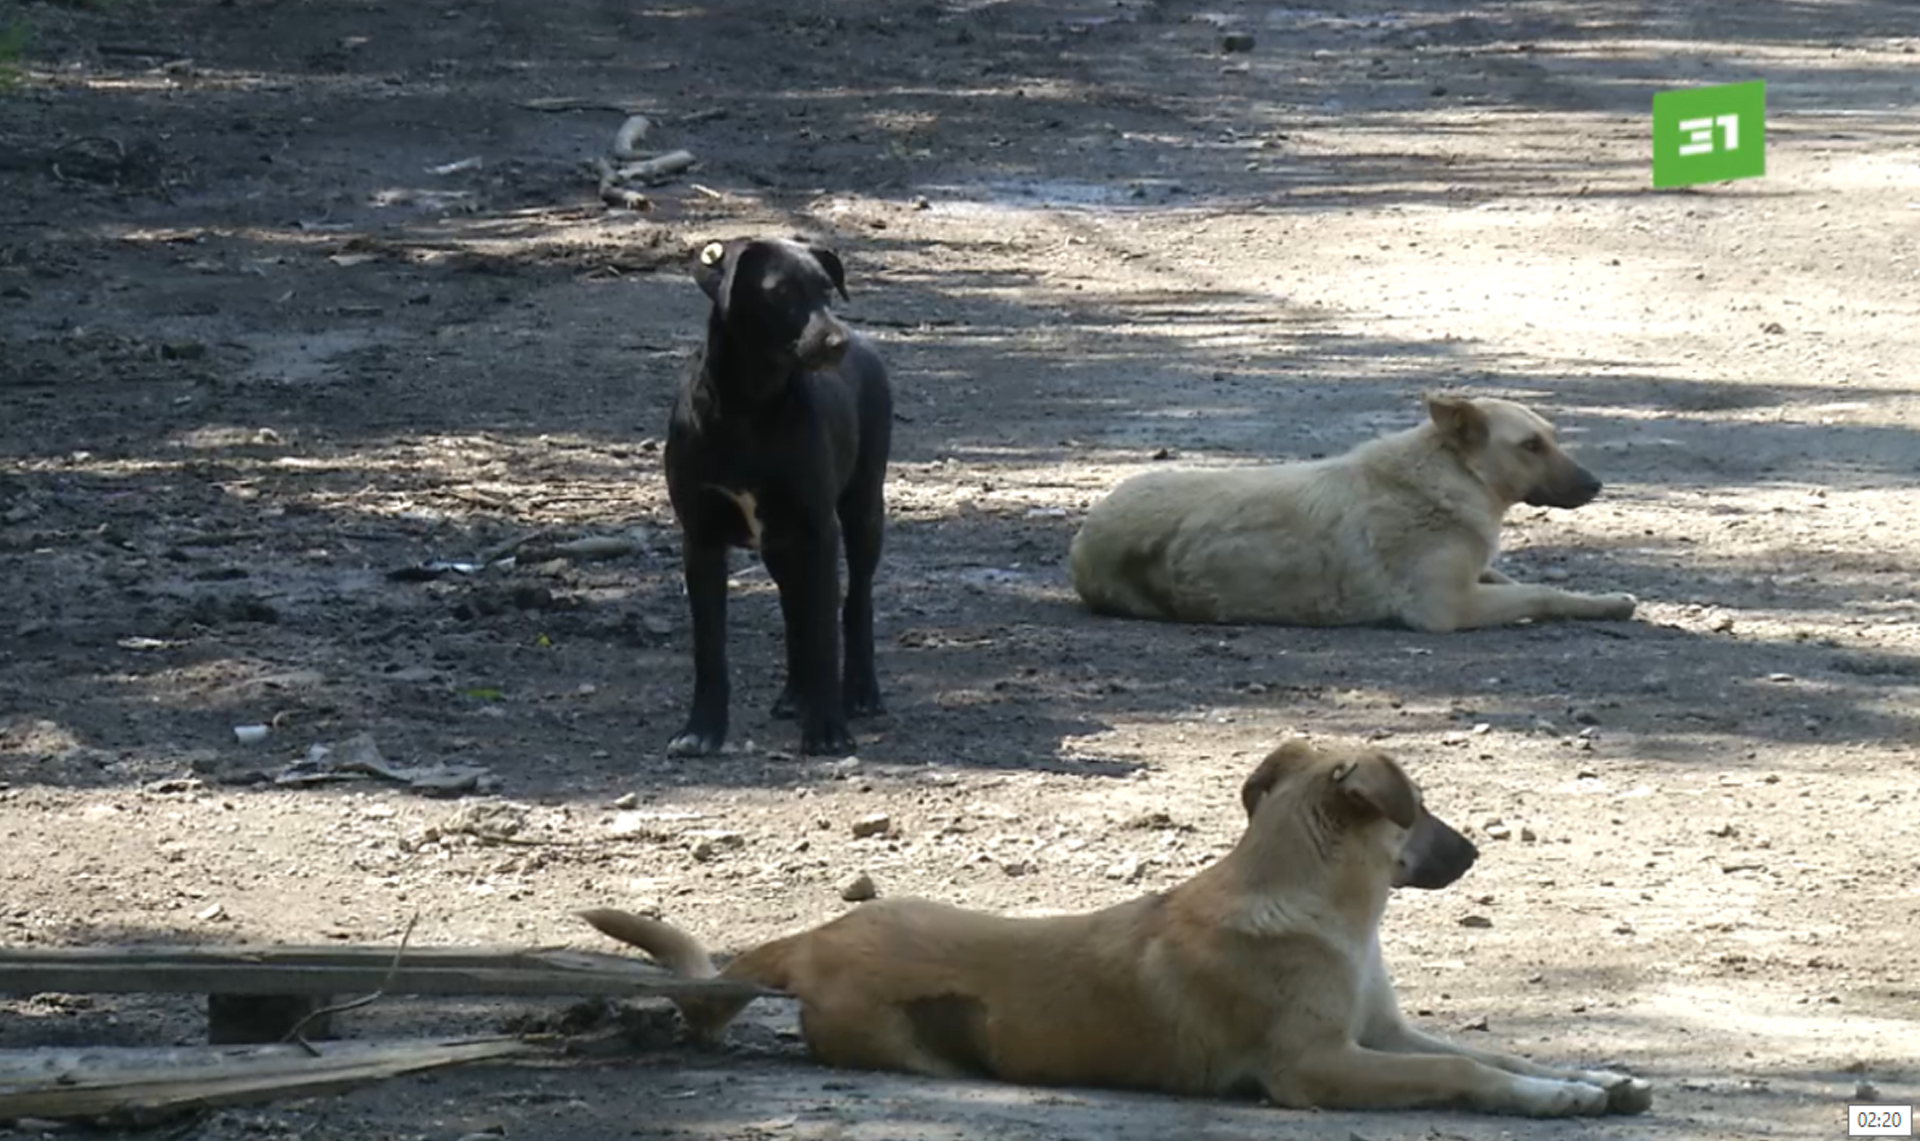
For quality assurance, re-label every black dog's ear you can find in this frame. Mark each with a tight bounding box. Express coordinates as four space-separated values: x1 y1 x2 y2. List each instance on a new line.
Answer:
809 246 849 301
692 241 730 304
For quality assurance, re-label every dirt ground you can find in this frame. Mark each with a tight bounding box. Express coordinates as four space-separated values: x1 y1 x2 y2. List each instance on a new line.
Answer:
2 0 1918 1137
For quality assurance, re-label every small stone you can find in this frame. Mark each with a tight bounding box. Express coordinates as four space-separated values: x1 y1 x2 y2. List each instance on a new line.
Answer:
1520 827 1538 843
1542 566 1570 582
1459 1013 1490 1032
1577 767 1600 780
1440 731 1470 746
688 831 744 861
839 872 877 902
161 339 207 361
1470 722 1491 736
1484 823 1512 840
1708 822 1738 838
1855 1080 1881 1101
1571 707 1600 726
1001 859 1033 877
851 813 893 839
641 615 672 636
1710 614 1736 633
1220 31 1256 52
606 812 658 838
1104 855 1144 882
612 792 638 809
1458 914 1493 929
195 903 226 921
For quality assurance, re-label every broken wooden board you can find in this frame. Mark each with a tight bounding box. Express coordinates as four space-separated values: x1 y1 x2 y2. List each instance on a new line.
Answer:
0 944 774 1002
0 1037 535 1125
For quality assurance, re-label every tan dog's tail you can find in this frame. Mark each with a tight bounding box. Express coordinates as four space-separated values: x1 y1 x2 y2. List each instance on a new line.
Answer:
579 907 718 977
577 907 795 1040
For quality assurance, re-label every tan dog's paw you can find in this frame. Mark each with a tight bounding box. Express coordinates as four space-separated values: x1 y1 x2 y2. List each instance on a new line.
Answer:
1511 1076 1610 1117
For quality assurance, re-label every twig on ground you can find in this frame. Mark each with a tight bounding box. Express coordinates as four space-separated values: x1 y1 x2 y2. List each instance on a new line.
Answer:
479 527 555 566
281 913 420 1053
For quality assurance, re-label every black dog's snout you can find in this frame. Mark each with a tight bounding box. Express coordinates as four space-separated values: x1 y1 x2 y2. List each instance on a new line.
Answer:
797 313 853 369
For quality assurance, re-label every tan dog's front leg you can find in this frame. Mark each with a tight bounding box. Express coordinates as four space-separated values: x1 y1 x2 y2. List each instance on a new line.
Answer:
1270 1045 1610 1117
1361 1020 1652 1115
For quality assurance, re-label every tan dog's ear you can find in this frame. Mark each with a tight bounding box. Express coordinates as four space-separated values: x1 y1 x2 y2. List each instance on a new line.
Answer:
1242 738 1316 817
1332 751 1420 829
1426 394 1489 450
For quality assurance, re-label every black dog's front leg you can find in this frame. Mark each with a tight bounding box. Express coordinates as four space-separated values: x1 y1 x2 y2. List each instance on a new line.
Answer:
667 539 731 756
839 481 885 718
763 533 853 756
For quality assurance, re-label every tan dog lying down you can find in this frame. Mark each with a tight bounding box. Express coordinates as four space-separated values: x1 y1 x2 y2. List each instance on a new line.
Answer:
1068 395 1637 631
580 740 1653 1117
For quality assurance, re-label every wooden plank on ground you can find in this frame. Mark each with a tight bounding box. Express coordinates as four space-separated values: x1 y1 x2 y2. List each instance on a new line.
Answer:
0 945 773 1002
0 1037 537 1123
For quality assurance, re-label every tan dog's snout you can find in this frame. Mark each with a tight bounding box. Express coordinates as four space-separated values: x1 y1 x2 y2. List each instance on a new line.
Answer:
1394 809 1479 889
1327 748 1479 890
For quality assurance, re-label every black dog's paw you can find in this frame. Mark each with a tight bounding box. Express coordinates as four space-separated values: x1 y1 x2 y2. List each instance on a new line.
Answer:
843 680 885 719
665 724 727 757
769 686 797 721
800 720 857 757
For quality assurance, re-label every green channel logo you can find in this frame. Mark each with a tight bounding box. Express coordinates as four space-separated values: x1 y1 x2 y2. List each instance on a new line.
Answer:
1651 80 1766 189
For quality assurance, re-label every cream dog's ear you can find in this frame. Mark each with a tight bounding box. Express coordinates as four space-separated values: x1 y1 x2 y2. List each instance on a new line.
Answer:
1425 393 1490 451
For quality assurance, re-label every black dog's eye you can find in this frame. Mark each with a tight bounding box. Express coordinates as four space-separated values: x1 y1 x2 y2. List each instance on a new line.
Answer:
1521 437 1546 453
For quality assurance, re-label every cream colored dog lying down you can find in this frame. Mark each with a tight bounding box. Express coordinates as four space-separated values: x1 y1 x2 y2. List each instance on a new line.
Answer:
1069 395 1637 632
581 740 1652 1117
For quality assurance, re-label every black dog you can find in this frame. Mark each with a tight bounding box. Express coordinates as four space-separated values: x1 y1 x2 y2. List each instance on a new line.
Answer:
663 238 893 757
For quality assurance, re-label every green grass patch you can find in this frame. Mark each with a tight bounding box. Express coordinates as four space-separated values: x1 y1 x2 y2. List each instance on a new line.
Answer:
0 20 29 88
